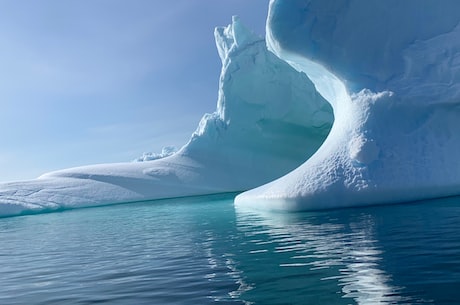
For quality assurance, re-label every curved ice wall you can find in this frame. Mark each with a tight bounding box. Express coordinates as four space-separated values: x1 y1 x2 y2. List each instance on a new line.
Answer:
236 0 460 211
0 17 332 217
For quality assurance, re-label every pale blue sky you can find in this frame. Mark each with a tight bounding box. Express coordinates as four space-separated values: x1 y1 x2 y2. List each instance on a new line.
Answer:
0 1 269 182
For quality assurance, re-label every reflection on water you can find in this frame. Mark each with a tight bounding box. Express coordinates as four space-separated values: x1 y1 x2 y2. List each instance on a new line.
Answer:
234 197 460 304
234 209 403 304
0 195 459 304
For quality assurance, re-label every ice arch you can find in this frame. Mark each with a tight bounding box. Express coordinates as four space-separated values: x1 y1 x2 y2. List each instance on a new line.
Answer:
235 0 460 211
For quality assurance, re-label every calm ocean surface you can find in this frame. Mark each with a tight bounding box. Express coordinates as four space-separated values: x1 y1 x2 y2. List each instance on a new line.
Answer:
0 194 459 305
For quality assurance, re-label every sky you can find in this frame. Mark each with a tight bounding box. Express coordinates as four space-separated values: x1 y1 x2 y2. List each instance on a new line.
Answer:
0 0 269 183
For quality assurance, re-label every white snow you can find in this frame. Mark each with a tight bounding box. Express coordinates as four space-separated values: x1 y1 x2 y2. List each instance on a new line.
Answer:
0 16 332 217
235 0 460 211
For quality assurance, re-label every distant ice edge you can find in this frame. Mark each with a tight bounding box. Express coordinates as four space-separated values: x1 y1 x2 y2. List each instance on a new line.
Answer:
0 16 333 217
235 0 460 211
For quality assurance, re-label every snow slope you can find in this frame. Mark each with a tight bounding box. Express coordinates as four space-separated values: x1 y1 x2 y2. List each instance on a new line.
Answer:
0 17 332 217
235 0 460 211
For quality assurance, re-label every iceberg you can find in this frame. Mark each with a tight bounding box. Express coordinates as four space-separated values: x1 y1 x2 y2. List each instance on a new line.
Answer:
235 0 460 211
0 16 332 217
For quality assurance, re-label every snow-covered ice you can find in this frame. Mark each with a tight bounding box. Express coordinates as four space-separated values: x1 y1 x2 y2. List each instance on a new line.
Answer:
0 16 332 217
235 0 460 211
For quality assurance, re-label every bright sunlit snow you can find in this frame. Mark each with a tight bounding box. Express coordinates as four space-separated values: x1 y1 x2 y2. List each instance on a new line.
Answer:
235 0 460 211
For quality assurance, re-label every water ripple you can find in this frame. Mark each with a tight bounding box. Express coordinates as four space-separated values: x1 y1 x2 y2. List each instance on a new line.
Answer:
0 195 460 304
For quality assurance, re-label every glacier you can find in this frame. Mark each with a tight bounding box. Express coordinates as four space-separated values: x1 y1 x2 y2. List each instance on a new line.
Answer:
235 0 460 210
0 16 332 217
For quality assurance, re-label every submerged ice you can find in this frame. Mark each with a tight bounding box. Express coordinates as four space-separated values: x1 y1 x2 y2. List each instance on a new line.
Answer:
0 16 332 217
235 0 460 211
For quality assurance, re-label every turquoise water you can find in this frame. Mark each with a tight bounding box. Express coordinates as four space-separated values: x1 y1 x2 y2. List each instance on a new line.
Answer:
1 194 459 304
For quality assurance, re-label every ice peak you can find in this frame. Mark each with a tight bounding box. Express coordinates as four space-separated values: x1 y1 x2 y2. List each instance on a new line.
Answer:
214 16 262 63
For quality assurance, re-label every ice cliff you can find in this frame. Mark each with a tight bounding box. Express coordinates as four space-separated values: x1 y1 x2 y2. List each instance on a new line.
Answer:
235 0 460 210
0 16 332 217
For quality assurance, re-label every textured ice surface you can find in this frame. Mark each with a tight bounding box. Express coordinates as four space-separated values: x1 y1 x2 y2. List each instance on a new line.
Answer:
134 146 177 162
0 17 332 217
235 0 460 211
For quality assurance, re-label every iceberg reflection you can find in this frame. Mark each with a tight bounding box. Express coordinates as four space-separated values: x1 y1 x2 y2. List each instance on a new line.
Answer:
234 206 406 304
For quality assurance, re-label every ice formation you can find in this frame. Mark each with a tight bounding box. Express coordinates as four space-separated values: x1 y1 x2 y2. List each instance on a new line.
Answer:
0 16 332 217
235 0 460 211
134 146 177 162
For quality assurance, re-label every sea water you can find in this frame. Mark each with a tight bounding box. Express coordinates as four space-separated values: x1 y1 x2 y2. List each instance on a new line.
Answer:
0 194 459 304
